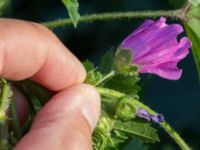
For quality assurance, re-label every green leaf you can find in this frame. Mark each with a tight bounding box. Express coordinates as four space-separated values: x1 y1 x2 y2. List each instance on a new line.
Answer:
61 0 80 27
101 50 140 96
111 49 140 87
93 116 116 150
85 70 104 86
99 50 115 74
185 4 200 79
93 116 157 149
83 60 104 85
82 60 94 72
187 4 200 36
184 22 200 79
113 120 159 143
104 73 140 96
113 49 132 73
84 69 104 86
121 138 148 150
190 0 200 6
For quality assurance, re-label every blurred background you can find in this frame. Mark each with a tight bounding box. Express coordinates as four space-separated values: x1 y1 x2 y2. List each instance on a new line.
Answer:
1 0 200 149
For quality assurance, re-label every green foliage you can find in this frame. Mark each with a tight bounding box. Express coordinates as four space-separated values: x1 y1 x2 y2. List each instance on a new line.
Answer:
83 60 95 72
84 49 159 149
190 0 200 6
112 49 132 73
103 49 141 96
183 0 200 79
61 0 80 27
99 50 115 74
184 23 200 79
93 115 159 149
83 60 104 86
113 120 159 143
121 138 148 150
104 73 140 96
187 4 200 36
115 96 137 120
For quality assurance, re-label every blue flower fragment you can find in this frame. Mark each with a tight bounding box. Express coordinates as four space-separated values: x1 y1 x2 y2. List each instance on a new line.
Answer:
151 114 165 123
136 108 164 123
136 109 151 121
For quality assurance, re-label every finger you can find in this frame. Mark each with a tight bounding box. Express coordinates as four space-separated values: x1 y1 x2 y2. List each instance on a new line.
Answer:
14 84 100 150
0 19 86 91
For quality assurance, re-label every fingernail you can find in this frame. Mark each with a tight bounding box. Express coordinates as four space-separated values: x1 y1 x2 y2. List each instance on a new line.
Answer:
81 84 101 130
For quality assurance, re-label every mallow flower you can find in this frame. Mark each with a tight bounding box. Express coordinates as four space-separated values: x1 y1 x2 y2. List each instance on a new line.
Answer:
120 17 192 80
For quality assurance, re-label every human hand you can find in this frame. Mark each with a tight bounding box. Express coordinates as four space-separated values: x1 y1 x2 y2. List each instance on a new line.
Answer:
0 19 100 150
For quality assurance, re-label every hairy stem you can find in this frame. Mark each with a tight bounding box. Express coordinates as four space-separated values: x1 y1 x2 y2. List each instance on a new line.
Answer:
160 122 191 150
95 71 115 86
0 79 11 150
42 10 180 29
97 87 191 150
0 79 11 123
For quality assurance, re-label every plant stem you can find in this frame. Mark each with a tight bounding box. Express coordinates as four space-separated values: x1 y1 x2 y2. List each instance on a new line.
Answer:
160 122 191 150
42 9 180 29
95 71 115 86
0 79 11 123
0 79 11 150
96 87 191 150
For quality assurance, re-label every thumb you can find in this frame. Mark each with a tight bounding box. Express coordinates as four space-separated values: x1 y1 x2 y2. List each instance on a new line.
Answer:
14 84 100 150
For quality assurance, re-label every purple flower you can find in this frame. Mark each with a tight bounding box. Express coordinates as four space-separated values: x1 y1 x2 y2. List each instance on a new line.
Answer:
151 114 165 123
120 17 191 80
136 109 151 121
136 108 165 123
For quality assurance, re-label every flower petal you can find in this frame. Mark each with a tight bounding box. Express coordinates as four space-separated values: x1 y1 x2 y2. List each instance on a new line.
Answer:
151 114 165 123
174 37 191 60
140 61 182 80
136 37 190 66
133 24 183 62
120 17 166 56
136 109 151 121
121 18 183 62
139 37 191 80
126 19 155 37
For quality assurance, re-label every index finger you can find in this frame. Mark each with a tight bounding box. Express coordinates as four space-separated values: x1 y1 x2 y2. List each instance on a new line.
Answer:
0 19 86 91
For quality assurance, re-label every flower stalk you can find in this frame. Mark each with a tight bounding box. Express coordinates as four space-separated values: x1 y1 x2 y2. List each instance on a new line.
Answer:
96 87 191 150
42 9 181 29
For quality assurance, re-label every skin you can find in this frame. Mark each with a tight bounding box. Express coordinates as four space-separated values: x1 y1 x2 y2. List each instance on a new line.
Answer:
0 19 100 150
